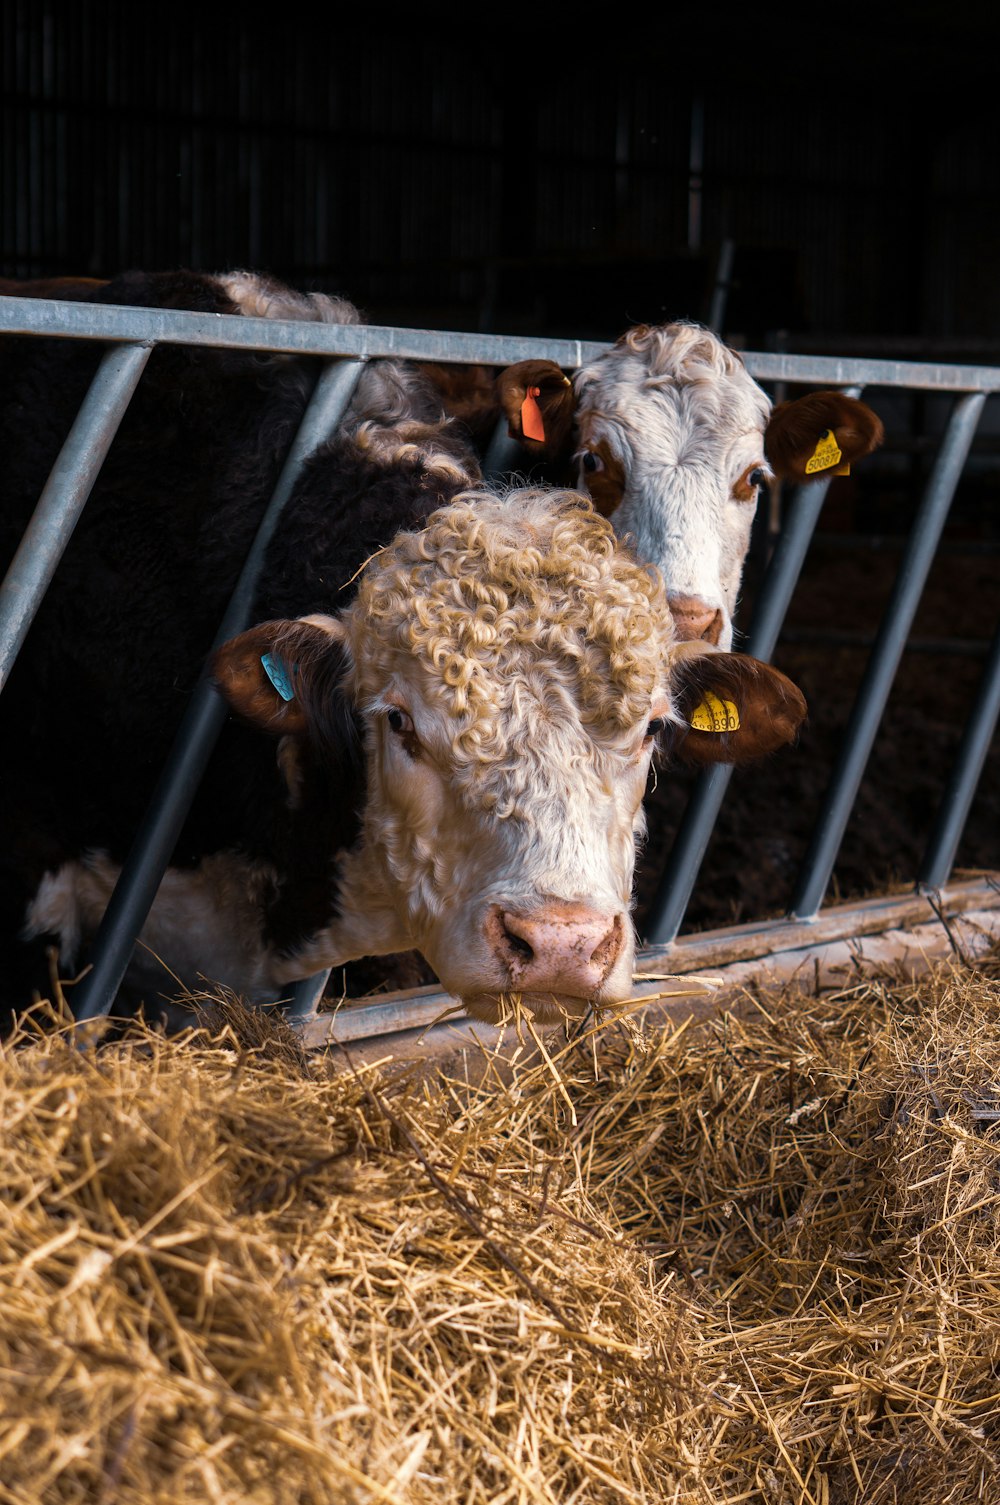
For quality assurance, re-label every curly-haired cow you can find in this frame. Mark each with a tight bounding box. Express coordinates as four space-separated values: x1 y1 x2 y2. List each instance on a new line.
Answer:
15 484 807 1024
0 268 813 1025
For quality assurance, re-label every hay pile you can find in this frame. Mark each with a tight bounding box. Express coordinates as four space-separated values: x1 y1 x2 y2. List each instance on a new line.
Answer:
2 955 999 1504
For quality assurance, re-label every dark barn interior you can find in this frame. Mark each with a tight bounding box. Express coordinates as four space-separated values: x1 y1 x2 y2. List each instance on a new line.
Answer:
3 0 999 985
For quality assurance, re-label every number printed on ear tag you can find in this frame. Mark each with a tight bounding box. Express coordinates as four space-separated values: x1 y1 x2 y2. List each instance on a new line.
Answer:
804 428 843 475
261 653 298 702
690 691 740 732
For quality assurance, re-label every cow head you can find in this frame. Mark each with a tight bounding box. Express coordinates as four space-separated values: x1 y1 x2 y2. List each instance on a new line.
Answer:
213 488 807 1024
498 323 883 649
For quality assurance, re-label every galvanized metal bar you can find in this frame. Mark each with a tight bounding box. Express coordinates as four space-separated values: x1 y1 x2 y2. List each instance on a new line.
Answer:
71 357 366 1022
791 390 988 920
918 618 1000 890
482 416 525 481
0 343 151 692
5 296 1000 394
286 968 334 1021
643 465 844 948
0 295 597 375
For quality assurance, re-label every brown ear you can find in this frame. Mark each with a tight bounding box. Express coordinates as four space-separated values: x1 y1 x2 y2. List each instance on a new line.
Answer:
667 651 807 767
765 393 884 484
211 618 347 738
419 361 501 442
496 359 576 457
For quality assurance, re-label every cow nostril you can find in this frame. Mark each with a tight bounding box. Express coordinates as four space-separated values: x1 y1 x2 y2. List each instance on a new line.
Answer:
590 914 623 970
503 926 535 964
700 610 723 644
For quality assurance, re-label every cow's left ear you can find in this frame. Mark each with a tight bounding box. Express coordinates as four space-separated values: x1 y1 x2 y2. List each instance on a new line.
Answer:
211 615 349 739
765 392 884 484
665 646 808 767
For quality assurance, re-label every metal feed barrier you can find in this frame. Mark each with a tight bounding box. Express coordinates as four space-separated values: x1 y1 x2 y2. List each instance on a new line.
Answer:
1 294 998 1037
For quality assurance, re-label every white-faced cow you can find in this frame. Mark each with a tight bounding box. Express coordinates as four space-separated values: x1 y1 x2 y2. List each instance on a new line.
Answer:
15 485 807 1025
0 270 810 1027
497 322 883 648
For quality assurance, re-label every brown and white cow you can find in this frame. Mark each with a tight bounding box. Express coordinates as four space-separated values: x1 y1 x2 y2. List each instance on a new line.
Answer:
19 488 807 1025
497 322 883 648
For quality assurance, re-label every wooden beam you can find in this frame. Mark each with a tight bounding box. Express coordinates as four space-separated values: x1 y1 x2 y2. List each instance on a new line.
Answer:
299 874 1000 1056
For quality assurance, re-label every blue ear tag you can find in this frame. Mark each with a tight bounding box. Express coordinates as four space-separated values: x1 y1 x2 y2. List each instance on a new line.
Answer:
260 653 298 702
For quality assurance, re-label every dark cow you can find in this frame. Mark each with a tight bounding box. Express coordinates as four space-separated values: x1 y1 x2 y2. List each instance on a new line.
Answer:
0 270 809 1022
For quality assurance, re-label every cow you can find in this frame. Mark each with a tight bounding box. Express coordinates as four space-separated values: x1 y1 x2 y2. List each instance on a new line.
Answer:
0 267 810 1027
9 473 807 1026
496 323 884 648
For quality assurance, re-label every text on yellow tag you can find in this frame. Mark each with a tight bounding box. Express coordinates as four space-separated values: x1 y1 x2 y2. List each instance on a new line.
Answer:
690 692 740 733
804 428 843 475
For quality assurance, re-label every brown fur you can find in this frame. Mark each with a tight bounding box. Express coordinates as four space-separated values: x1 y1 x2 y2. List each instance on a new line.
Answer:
581 439 627 516
419 363 501 442
0 276 108 300
496 359 575 457
211 622 319 739
765 392 884 484
668 653 808 767
732 461 766 503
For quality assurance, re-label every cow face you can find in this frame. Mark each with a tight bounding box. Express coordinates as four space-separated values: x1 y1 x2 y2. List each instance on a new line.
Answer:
214 488 808 1024
498 324 883 650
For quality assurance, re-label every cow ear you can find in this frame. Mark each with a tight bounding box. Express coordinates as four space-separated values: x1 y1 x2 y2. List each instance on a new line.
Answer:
496 359 576 457
211 616 348 739
666 647 808 767
765 392 884 484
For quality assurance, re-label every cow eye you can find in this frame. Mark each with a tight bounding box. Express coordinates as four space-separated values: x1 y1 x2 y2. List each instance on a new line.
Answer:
646 717 667 739
748 467 766 488
386 708 414 735
581 451 603 473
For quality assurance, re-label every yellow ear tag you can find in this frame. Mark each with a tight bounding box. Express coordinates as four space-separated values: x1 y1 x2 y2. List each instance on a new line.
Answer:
690 691 741 732
804 428 843 475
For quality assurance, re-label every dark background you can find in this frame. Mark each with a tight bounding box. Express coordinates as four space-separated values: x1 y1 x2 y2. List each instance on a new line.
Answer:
4 1 1000 354
3 0 999 945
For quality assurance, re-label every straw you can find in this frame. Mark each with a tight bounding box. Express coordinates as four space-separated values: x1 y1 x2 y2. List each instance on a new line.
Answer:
2 950 999 1502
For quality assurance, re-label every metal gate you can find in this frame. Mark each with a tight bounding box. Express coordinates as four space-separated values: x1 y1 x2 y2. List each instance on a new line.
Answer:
2 293 998 1038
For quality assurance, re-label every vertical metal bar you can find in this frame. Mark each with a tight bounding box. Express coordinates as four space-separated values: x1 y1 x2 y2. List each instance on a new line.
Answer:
642 466 842 946
482 415 524 481
918 618 1000 890
71 356 366 1022
0 342 151 692
791 390 987 920
707 237 735 335
286 967 333 1021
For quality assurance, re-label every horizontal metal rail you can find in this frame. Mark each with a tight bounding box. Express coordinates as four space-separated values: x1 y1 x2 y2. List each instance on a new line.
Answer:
0 293 997 1030
6 293 1000 391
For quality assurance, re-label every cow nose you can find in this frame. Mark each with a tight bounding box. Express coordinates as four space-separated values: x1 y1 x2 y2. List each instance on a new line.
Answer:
485 901 626 994
668 594 724 644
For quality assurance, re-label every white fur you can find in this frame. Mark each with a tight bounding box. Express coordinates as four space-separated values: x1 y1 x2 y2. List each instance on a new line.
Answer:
574 322 773 648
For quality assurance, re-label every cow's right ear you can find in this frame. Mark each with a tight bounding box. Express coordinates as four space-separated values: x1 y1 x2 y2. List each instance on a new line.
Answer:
211 616 349 739
496 359 576 457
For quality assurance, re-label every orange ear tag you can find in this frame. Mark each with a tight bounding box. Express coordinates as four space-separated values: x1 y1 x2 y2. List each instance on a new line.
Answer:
804 429 843 475
520 386 546 443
